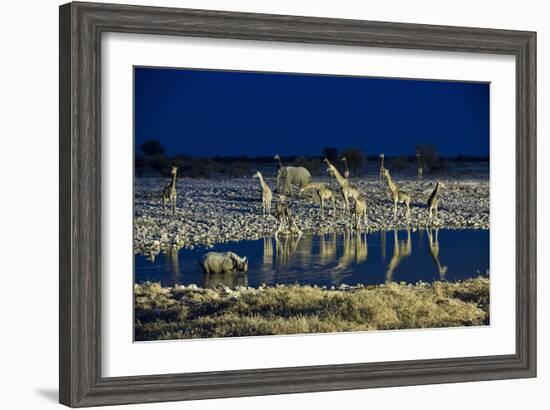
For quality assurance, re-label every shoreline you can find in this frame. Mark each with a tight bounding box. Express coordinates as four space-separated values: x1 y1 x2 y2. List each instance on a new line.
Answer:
134 176 490 256
135 277 490 341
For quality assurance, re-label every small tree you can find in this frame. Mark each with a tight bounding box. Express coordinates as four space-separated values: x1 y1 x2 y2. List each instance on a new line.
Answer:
340 148 366 175
140 139 166 156
293 157 321 175
389 155 410 172
414 144 446 173
322 147 338 163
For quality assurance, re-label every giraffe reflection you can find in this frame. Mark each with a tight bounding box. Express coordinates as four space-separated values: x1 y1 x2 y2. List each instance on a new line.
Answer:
380 230 387 262
319 232 337 264
355 232 368 264
165 245 181 280
335 230 369 271
426 228 448 280
385 228 412 284
263 237 273 267
274 234 303 268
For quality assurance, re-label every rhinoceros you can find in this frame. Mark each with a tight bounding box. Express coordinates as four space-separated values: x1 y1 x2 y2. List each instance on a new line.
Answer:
200 251 249 274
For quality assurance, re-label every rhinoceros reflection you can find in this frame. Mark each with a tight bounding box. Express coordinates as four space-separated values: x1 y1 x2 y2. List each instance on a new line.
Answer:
203 271 249 288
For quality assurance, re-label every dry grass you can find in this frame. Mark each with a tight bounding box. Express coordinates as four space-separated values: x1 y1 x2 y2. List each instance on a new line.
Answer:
134 278 489 341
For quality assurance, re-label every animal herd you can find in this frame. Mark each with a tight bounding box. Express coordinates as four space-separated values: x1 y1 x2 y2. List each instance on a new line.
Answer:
251 154 444 234
158 154 445 275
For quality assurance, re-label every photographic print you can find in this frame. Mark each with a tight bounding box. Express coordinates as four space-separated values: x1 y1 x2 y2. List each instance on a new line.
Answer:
133 67 490 341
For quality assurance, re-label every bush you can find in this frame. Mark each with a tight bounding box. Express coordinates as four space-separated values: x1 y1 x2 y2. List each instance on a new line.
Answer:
415 144 447 173
222 162 251 178
340 148 366 175
149 154 170 176
388 155 410 172
292 157 322 175
140 139 166 156
322 147 338 163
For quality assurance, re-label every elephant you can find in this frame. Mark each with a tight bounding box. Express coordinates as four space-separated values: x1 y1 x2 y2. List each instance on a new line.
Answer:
276 166 312 196
200 251 249 274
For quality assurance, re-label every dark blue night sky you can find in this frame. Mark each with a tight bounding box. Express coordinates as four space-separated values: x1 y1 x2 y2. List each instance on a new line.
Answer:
134 67 489 157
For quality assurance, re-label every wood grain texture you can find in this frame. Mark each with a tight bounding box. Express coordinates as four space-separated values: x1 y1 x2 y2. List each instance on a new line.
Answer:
59 1 537 407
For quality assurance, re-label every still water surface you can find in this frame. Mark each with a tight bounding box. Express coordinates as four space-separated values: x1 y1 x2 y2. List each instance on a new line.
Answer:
135 229 489 288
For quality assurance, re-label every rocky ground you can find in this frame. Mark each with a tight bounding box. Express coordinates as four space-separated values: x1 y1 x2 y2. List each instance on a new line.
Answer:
134 172 489 257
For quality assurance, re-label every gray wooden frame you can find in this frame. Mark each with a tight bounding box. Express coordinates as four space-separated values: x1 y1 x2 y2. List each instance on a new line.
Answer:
59 1 536 407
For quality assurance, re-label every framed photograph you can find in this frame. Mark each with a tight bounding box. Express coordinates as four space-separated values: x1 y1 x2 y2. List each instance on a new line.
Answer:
59 2 536 407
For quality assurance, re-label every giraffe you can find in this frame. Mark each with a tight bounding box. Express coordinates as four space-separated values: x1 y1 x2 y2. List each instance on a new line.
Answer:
274 196 302 236
382 168 411 221
416 153 424 178
253 171 272 216
379 153 386 184
385 228 412 284
426 228 448 280
352 194 368 232
299 182 337 219
274 154 286 194
426 181 444 226
274 154 284 170
341 156 350 179
323 158 360 215
162 166 178 214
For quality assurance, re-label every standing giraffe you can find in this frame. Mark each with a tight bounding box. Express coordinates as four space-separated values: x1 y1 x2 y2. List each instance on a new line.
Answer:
253 171 272 216
379 153 385 184
382 168 411 221
299 182 337 219
274 154 285 194
341 157 350 179
416 153 423 178
274 196 302 236
426 181 444 226
274 154 284 170
323 158 359 215
162 166 178 214
352 194 368 232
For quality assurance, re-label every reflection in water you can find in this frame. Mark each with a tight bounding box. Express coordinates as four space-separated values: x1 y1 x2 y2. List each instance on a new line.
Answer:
335 230 369 271
355 232 368 264
426 228 448 280
204 271 248 288
135 229 490 288
380 229 387 262
319 232 337 263
160 245 182 283
296 234 313 266
263 237 273 267
336 230 354 271
385 229 412 284
275 234 302 268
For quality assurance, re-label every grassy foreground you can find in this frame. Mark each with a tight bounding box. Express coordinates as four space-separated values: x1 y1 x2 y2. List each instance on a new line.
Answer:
134 278 489 341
